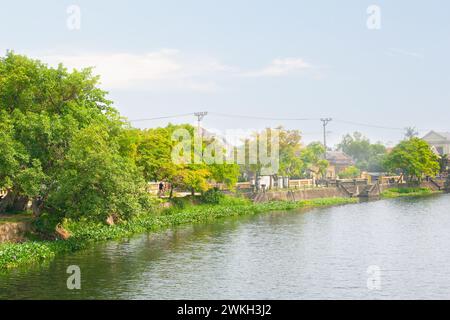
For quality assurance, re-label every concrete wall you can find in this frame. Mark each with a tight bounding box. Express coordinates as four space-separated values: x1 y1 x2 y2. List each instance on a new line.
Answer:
250 187 348 203
0 222 30 243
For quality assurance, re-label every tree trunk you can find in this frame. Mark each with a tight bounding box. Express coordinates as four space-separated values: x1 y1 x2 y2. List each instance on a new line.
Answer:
12 195 29 212
32 198 44 218
0 190 15 213
169 185 174 199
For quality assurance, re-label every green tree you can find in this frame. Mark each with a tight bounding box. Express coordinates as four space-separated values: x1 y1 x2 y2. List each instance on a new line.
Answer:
338 166 361 179
209 163 240 190
384 138 439 181
278 127 304 178
47 125 150 221
337 132 386 171
300 142 329 178
0 52 130 218
135 124 241 196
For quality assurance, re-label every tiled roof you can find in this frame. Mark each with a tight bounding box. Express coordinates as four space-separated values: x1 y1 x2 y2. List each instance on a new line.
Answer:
326 151 354 165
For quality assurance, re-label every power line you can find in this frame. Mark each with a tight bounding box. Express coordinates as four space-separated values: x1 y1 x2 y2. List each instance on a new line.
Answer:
333 119 404 131
128 111 409 131
208 112 319 121
129 113 194 122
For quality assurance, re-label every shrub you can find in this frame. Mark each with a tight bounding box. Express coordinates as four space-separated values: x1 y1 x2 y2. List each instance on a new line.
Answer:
170 197 188 209
200 188 225 204
338 166 361 179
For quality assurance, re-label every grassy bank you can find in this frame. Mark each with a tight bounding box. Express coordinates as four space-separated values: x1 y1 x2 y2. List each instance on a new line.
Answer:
380 187 442 199
0 212 33 225
0 196 357 271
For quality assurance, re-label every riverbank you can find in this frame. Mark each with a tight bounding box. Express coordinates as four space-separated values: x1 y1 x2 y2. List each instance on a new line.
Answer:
0 186 444 271
0 196 357 271
381 187 443 198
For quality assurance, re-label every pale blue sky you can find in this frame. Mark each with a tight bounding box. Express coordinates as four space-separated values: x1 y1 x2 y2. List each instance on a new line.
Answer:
1 0 449 146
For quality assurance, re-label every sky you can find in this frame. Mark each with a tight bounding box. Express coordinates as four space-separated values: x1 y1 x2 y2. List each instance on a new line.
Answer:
1 0 449 147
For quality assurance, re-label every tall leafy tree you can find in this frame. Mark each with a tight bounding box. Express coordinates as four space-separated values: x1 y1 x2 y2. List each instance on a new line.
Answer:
337 132 387 171
0 52 145 219
384 138 439 181
277 127 304 178
48 125 150 221
300 142 329 178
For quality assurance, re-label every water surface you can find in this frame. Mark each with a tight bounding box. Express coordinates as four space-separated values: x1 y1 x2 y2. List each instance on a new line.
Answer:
1 195 450 299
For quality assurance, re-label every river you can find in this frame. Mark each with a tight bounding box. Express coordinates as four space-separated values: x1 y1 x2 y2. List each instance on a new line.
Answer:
1 194 450 300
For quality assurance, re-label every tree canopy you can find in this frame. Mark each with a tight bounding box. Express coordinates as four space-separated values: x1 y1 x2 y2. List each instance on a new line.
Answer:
384 138 439 181
337 132 387 172
0 52 137 218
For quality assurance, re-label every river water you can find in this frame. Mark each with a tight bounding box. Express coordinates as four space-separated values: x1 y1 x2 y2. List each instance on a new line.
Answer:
1 194 450 300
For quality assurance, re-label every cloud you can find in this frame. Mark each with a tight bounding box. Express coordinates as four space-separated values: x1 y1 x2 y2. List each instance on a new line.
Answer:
38 49 237 92
31 50 314 92
243 57 312 77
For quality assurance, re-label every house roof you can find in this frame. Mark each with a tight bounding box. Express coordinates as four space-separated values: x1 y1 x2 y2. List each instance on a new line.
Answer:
326 151 354 166
437 132 450 140
422 131 450 141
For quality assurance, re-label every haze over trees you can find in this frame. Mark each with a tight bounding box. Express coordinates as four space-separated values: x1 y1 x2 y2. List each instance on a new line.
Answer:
337 132 387 172
240 127 329 181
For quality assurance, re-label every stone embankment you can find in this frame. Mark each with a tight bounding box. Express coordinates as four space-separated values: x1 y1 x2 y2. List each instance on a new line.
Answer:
0 221 31 243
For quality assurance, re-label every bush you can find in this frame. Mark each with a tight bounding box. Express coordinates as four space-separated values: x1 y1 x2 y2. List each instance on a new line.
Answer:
170 197 189 209
200 188 225 204
338 166 361 179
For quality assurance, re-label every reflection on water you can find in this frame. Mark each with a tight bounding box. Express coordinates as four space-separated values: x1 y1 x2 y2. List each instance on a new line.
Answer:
1 194 450 299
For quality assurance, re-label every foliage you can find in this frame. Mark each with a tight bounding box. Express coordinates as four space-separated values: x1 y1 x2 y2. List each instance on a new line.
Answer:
300 142 329 178
135 124 239 196
383 138 440 181
200 188 225 204
0 52 123 218
47 126 153 221
240 128 329 180
338 166 361 179
337 132 387 171
439 154 448 174
277 127 304 177
209 163 240 190
381 187 435 198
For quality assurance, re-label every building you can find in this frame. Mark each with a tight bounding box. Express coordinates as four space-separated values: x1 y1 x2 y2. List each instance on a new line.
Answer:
422 131 450 156
251 175 289 190
325 151 355 179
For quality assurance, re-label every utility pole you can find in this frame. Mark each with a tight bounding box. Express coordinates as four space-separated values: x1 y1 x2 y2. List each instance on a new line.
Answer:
320 118 332 156
194 112 208 137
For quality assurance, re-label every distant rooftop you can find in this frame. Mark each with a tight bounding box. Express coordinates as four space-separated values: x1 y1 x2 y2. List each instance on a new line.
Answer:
436 132 450 140
326 151 354 166
423 131 450 140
